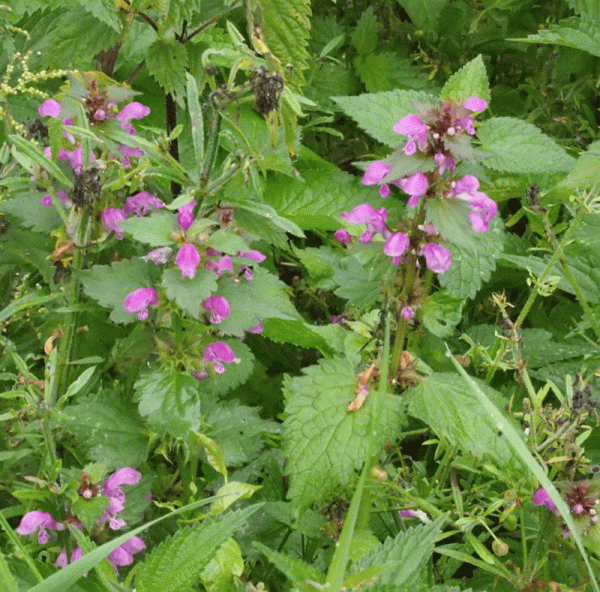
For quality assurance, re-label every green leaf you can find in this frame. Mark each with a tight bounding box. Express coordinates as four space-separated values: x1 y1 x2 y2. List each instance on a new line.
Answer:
396 0 450 34
422 291 463 338
118 213 177 247
478 117 575 173
438 219 505 299
283 357 405 506
186 72 204 170
405 373 519 469
200 538 244 592
333 90 437 148
136 366 201 438
197 432 228 479
75 0 120 31
216 266 301 337
354 53 435 93
254 542 326 592
135 506 258 592
147 38 188 96
351 7 378 55
568 0 600 18
79 258 158 324
207 229 250 254
70 496 109 532
210 481 261 514
162 267 218 317
263 318 335 356
251 0 311 85
227 199 304 237
357 515 446 588
440 54 490 105
61 390 150 470
425 198 478 253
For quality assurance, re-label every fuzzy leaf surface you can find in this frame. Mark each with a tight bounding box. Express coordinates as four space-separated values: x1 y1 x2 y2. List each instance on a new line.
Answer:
135 506 259 592
162 267 218 318
396 0 450 34
283 357 405 506
147 38 188 96
440 54 490 105
478 117 575 173
118 213 177 247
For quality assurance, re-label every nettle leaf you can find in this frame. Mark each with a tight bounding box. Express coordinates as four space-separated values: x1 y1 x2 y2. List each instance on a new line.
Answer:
118 212 177 247
135 506 259 592
147 38 188 97
265 170 382 231
79 258 159 324
405 373 518 469
136 366 201 438
216 266 302 337
295 245 339 289
207 229 250 255
254 0 311 85
263 318 335 356
70 496 110 532
478 117 575 173
521 329 592 368
425 198 477 254
383 150 437 180
62 390 150 470
333 90 438 148
162 267 218 318
254 542 326 592
0 189 63 233
283 357 405 506
440 54 490 105
438 218 505 299
357 515 446 589
75 0 120 31
205 339 255 396
351 6 378 55
422 291 463 338
333 252 384 309
396 0 450 34
354 53 435 93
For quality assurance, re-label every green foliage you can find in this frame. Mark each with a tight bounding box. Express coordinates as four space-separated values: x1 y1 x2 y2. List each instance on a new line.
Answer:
118 213 177 247
440 54 490 105
351 7 378 55
146 39 189 98
478 117 576 173
135 506 258 592
396 0 450 33
162 267 218 318
283 357 405 506
422 291 464 338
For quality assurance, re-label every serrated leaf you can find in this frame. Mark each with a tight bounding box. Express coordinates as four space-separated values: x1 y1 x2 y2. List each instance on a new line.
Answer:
422 291 463 338
254 542 326 592
135 506 259 592
283 357 405 506
351 7 378 55
405 373 518 468
136 366 201 437
118 212 177 247
478 117 575 173
162 267 218 317
197 432 228 478
70 496 110 531
358 515 446 588
263 318 335 355
440 54 490 105
207 229 250 254
228 199 304 236
396 0 450 33
147 38 188 96
568 0 600 18
520 329 592 368
333 90 438 148
79 258 158 324
211 481 261 514
75 0 120 30
200 538 244 591
425 198 478 253
438 218 505 299
216 266 301 337
354 53 434 93
252 0 311 85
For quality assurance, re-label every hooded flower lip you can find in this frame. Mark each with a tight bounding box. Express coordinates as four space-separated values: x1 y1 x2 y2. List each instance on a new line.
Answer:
205 256 233 276
116 102 150 135
361 161 392 197
16 511 57 545
397 172 428 207
238 250 266 263
39 99 62 118
422 243 452 273
334 229 352 245
463 96 488 112
143 246 172 265
383 232 410 265
533 487 559 514
393 114 429 155
101 208 126 239
123 192 165 216
204 342 236 374
124 287 159 320
450 175 497 232
340 205 389 243
176 244 200 279
104 468 141 500
178 201 196 231
202 296 230 324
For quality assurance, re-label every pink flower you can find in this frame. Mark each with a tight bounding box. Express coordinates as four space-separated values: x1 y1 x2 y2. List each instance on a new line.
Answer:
55 547 85 572
16 511 57 545
104 468 141 500
393 114 428 155
39 99 61 118
123 192 165 216
176 244 200 279
124 287 159 320
361 161 392 197
334 229 352 245
178 201 196 231
202 296 230 324
422 243 452 273
107 536 146 573
401 306 415 321
434 152 455 174
69 145 96 171
533 488 558 514
450 175 497 232
248 323 264 334
383 232 410 265
143 247 172 265
101 208 126 239
238 250 266 263
463 96 487 112
340 204 389 243
456 97 487 135
399 509 428 522
204 342 236 374
205 256 233 276
116 102 150 135
41 189 72 208
397 172 428 207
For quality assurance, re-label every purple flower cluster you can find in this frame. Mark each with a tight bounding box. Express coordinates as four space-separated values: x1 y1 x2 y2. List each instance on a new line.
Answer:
336 96 497 277
16 468 146 574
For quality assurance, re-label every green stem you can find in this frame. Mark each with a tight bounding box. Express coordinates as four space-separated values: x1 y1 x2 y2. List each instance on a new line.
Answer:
0 512 44 582
200 100 221 189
